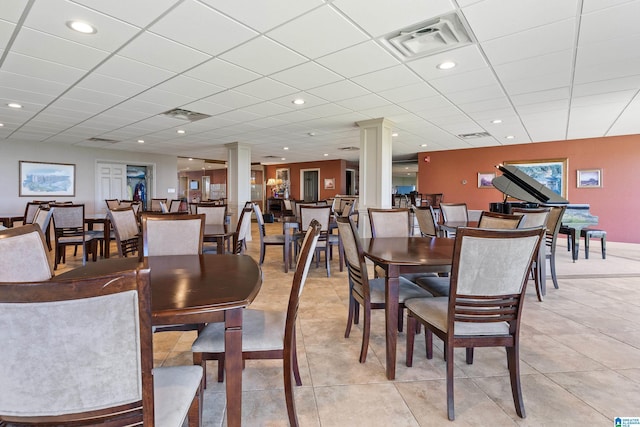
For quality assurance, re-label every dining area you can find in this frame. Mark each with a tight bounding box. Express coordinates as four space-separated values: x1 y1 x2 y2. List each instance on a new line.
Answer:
1 199 639 426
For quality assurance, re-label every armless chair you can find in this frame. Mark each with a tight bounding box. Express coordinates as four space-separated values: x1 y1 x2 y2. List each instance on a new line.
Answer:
108 206 140 258
191 220 322 427
0 224 53 282
196 204 227 225
51 204 100 269
141 213 205 256
512 207 550 301
253 203 291 271
368 208 411 237
299 204 337 276
169 199 182 212
405 226 545 421
0 266 203 427
539 205 566 295
337 216 433 362
105 198 120 210
32 206 54 250
412 205 439 237
231 206 254 255
151 198 168 212
477 211 524 229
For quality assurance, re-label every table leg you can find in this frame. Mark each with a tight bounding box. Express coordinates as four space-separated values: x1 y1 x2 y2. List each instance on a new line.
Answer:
385 265 400 380
217 237 225 254
284 227 290 273
103 219 111 258
225 308 243 427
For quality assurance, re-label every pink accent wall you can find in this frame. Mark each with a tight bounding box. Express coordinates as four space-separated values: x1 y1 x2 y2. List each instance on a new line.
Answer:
418 135 640 243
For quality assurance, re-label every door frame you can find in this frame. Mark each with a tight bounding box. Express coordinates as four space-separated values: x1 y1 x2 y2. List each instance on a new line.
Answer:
95 159 156 212
299 168 320 202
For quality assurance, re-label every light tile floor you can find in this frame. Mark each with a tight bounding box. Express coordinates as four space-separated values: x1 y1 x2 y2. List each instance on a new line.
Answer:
58 224 640 426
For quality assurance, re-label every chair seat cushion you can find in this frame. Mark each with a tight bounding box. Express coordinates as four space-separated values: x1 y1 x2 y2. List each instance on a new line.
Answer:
415 276 451 297
353 277 433 304
153 365 202 427
404 297 510 336
192 309 285 353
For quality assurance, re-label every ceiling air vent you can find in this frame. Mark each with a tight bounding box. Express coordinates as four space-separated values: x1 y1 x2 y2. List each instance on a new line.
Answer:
339 146 359 151
87 137 119 143
161 108 211 122
458 132 491 139
380 13 472 61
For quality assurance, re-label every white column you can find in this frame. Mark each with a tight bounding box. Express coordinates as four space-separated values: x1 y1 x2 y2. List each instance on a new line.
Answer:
356 118 395 237
226 142 252 239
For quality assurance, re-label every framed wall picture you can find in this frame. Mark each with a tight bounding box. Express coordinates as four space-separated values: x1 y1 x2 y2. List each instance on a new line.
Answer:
477 172 496 188
19 161 76 197
577 169 602 188
504 158 568 199
324 178 335 190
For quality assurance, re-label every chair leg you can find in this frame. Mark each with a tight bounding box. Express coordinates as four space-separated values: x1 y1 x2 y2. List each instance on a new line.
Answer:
446 344 455 421
283 345 300 427
397 306 404 333
186 379 203 427
344 296 355 338
406 314 416 366
292 332 302 386
359 302 371 363
550 251 559 289
506 345 526 418
217 357 225 383
193 352 206 389
426 329 433 359
534 264 544 302
259 243 266 265
466 347 474 364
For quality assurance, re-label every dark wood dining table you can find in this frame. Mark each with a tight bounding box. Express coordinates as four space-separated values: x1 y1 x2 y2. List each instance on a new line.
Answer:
362 236 455 380
0 213 24 228
57 254 262 427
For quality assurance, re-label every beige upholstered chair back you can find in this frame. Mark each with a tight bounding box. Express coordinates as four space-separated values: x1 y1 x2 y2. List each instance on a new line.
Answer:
130 201 141 216
169 199 181 212
51 204 84 230
119 200 132 208
232 207 253 254
108 207 139 242
142 213 204 256
0 224 53 282
368 208 410 237
151 198 167 212
197 204 227 225
511 208 550 228
291 220 321 302
341 202 355 217
24 202 43 224
105 199 120 210
336 216 367 290
412 205 438 237
477 211 523 229
0 268 154 424
300 205 331 232
33 206 54 234
544 205 567 247
440 203 468 223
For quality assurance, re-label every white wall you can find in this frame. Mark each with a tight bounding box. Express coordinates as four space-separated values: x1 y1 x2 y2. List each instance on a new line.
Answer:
0 140 178 214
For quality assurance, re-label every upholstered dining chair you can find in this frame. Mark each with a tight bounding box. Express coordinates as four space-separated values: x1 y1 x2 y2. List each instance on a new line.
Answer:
0 266 203 427
477 211 524 229
108 206 140 258
405 226 545 421
32 205 54 250
105 198 120 210
196 204 227 225
368 208 411 237
23 201 45 225
0 224 53 282
511 207 551 301
253 203 290 269
51 204 100 269
336 216 433 363
169 199 182 212
191 220 322 427
299 204 338 276
141 213 205 256
203 206 253 254
151 198 168 212
539 205 566 295
412 205 439 237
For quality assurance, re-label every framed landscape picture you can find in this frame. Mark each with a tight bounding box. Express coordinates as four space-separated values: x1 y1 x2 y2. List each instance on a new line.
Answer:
504 158 568 199
477 172 496 188
19 161 75 197
577 169 602 188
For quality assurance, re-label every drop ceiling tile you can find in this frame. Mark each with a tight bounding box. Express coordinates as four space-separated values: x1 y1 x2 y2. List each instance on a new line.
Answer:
134 88 198 108
377 83 439 104
297 102 352 118
220 36 307 76
307 80 370 102
270 62 343 90
63 87 126 107
2 52 86 85
112 98 167 116
117 31 211 73
201 90 262 109
572 75 640 97
456 96 512 113
268 5 368 59
461 0 578 42
481 19 576 66
77 73 147 98
571 90 636 108
494 49 573 85
93 55 174 87
445 83 506 105
515 100 569 115
336 93 390 111
11 27 109 71
271 92 327 109
580 1 640 44
149 0 257 56
608 97 640 135
200 0 322 33
23 0 141 51
407 44 488 81
582 0 637 14
0 84 59 105
351 65 423 93
72 0 179 27
576 34 640 71
568 103 626 138
511 88 570 106
332 0 455 37
178 100 232 116
502 72 573 96
429 68 498 94
234 78 298 100
1 0 28 23
359 104 409 119
242 102 293 117
316 41 399 78
154 75 225 99
0 19 15 47
185 59 260 88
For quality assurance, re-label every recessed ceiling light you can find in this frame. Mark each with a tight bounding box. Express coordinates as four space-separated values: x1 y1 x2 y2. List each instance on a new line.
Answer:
505 135 515 139
0 123 4 127
66 20 97 34
308 132 316 137
420 143 427 147
405 167 409 170
188 158 193 161
137 139 144 144
7 103 22 109
177 129 186 134
491 119 503 124
392 132 398 137
283 147 289 150
281 157 286 161
292 98 305 105
323 153 329 157
436 61 456 70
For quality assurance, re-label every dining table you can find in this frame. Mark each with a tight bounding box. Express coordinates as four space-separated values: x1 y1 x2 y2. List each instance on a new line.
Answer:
362 236 455 380
56 253 262 427
0 213 24 228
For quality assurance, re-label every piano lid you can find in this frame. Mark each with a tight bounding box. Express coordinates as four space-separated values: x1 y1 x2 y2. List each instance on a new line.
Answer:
492 164 568 204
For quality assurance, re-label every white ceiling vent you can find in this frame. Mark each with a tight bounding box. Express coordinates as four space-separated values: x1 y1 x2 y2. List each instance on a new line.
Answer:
380 13 472 61
161 108 211 122
87 137 119 143
458 132 491 139
339 146 359 151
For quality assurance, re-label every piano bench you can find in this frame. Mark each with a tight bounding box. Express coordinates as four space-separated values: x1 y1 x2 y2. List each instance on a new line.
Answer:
580 228 606 259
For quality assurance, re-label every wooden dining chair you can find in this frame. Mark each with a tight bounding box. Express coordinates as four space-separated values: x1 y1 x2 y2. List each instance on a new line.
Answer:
105 198 120 210
477 211 524 229
511 208 550 301
151 198 168 212
191 220 322 427
51 204 100 269
336 216 433 363
141 213 205 256
169 199 182 212
108 206 140 258
299 204 338 276
405 226 545 421
0 266 203 427
196 204 227 225
0 224 53 282
412 205 439 237
368 208 411 237
253 203 291 270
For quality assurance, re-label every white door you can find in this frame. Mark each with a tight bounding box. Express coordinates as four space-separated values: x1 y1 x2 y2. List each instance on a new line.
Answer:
96 163 127 213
